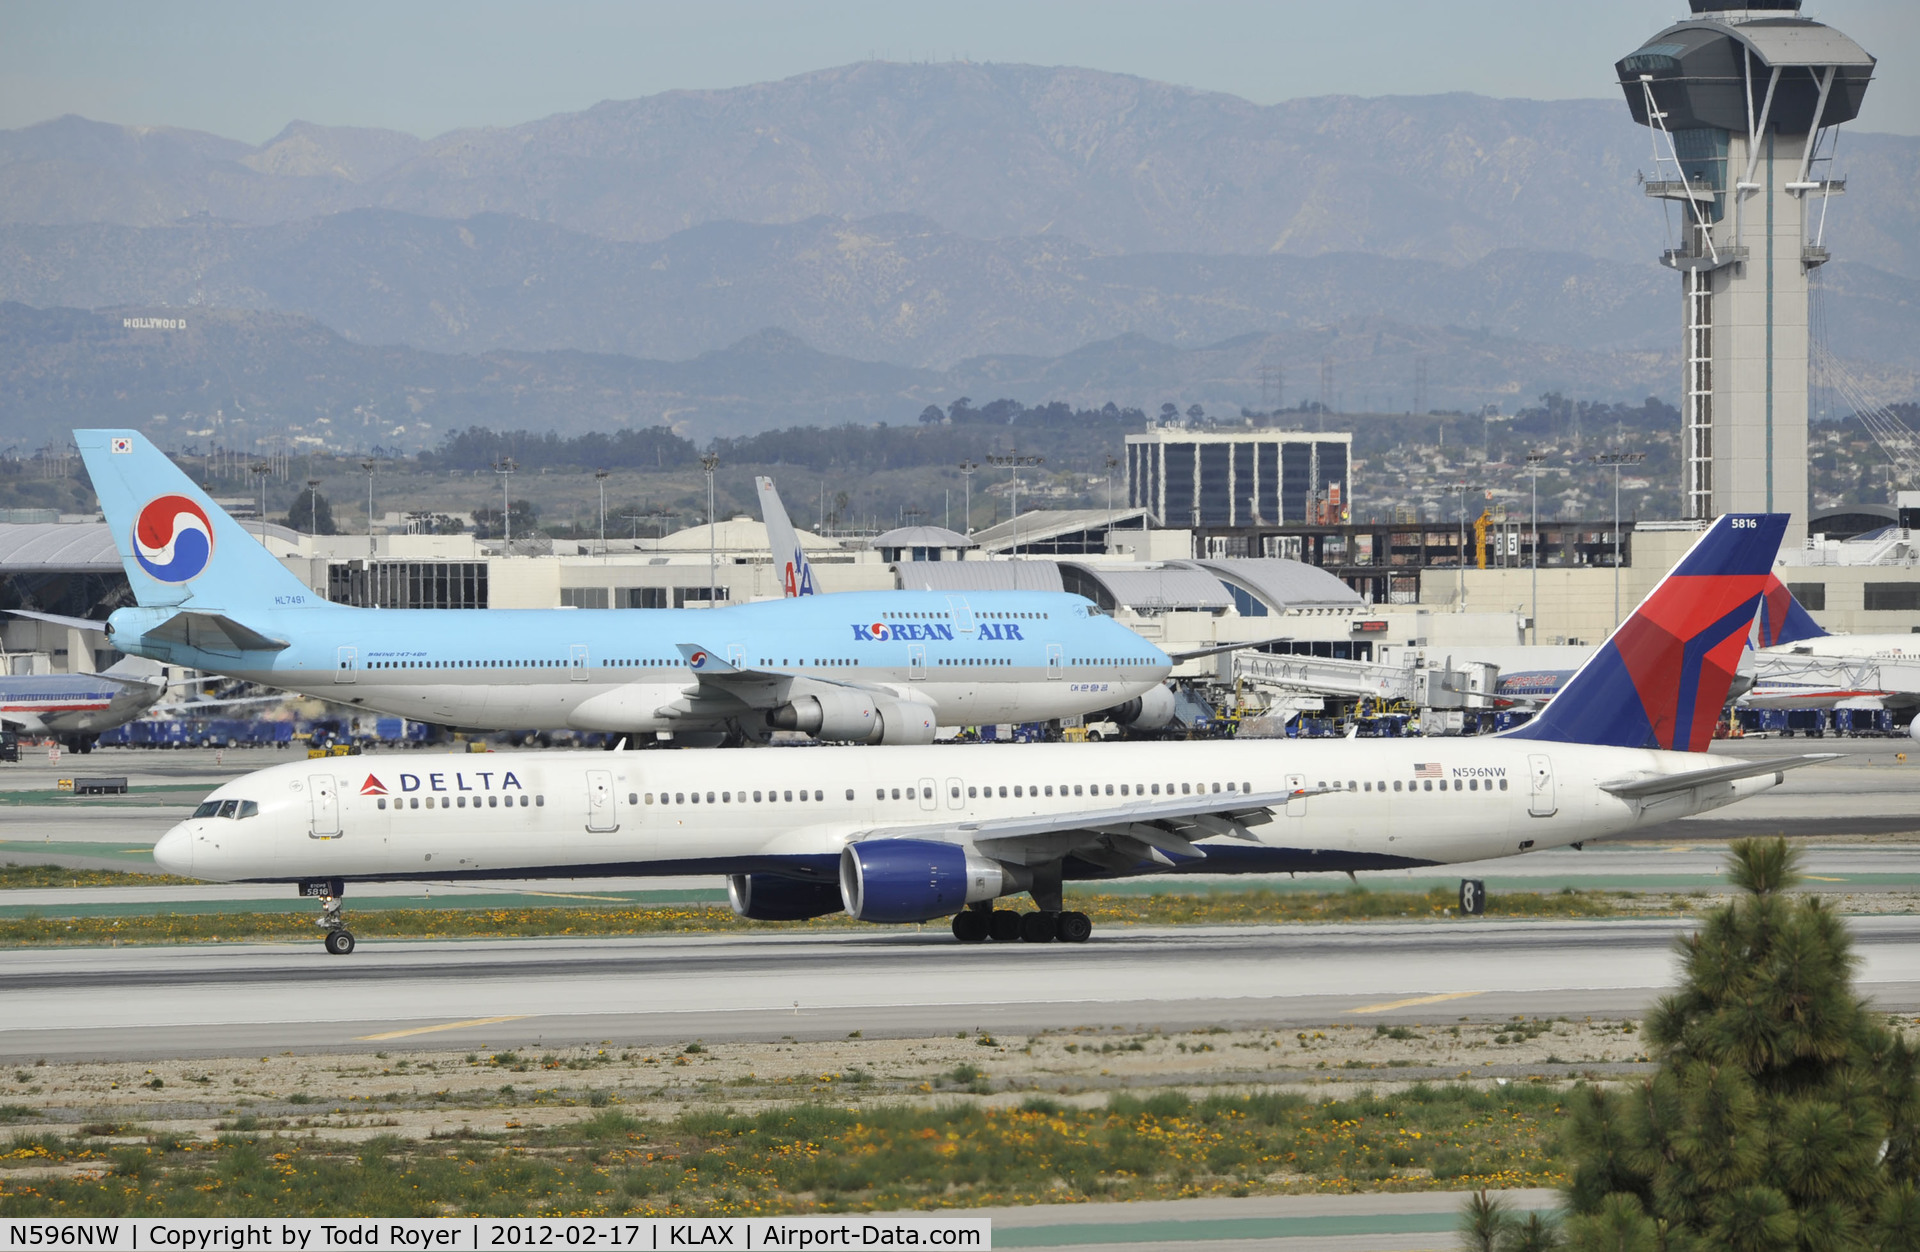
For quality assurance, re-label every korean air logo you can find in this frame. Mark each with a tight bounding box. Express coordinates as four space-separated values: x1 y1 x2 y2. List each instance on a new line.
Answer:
689 650 708 669
132 494 215 583
867 622 890 640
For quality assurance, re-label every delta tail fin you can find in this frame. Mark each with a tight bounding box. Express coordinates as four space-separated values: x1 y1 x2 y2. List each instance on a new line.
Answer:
1755 574 1829 647
76 429 320 611
1507 513 1786 752
755 476 817 597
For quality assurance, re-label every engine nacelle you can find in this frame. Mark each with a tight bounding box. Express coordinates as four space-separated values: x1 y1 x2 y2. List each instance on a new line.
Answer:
1101 684 1178 731
727 873 845 921
874 699 937 745
839 839 1013 923
1908 717 1920 744
767 689 879 741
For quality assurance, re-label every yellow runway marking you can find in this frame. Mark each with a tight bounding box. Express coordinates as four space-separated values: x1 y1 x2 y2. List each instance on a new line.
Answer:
357 1015 529 1041
1348 991 1486 1015
1804 875 1846 882
515 890 631 902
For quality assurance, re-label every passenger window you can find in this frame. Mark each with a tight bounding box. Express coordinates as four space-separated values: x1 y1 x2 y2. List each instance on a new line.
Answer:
1423 780 1433 792
967 786 977 798
1212 783 1222 794
1181 784 1191 796
1348 780 1356 791
891 788 901 800
1105 784 1114 796
1012 786 1022 797
1073 785 1083 797
845 789 855 801
706 792 715 803
536 795 545 806
376 799 386 811
1469 779 1479 791
950 785 960 799
784 790 793 801
410 797 420 809
722 792 731 803
457 795 467 808
754 791 763 802
1044 785 1053 797
426 796 436 809
645 794 654 805
813 790 823 801
675 792 685 804
1500 779 1509 791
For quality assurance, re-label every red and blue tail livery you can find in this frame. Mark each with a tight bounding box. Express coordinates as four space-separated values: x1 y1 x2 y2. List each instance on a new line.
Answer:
1510 514 1786 753
132 494 215 583
1754 574 1829 648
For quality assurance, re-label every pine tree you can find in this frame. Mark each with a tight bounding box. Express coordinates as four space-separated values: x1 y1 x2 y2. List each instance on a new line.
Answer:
1558 838 1920 1251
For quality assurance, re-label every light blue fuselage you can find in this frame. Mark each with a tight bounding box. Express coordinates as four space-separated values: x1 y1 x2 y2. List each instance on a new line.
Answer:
106 590 1171 736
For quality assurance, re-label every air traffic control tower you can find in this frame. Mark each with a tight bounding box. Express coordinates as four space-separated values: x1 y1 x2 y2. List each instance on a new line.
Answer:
1616 0 1873 548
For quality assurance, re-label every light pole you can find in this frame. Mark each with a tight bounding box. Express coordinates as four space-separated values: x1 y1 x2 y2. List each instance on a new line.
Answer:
1447 482 1470 610
987 449 1044 554
701 452 720 604
250 461 272 543
1591 452 1645 629
957 461 977 537
1520 453 1551 645
491 456 516 550
306 478 322 537
1103 453 1120 540
594 468 610 559
361 458 377 559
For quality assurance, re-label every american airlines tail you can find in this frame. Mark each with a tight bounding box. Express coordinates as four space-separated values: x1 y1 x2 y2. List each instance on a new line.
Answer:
755 476 817 597
1508 513 1786 751
77 430 319 612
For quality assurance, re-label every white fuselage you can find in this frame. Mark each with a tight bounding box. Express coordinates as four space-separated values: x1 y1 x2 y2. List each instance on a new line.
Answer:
156 738 1784 892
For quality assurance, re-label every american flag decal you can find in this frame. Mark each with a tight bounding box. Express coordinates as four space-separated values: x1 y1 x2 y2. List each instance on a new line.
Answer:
1413 763 1443 779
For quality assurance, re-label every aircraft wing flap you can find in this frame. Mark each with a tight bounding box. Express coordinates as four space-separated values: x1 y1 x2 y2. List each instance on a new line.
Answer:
1599 754 1837 800
848 788 1301 861
147 611 289 655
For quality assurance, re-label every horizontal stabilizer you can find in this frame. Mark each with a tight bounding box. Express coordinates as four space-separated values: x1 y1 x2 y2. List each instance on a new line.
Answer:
5 609 108 633
147 611 289 654
1599 753 1836 800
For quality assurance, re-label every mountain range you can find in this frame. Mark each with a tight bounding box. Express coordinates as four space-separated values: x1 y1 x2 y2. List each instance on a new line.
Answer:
2 61 1914 446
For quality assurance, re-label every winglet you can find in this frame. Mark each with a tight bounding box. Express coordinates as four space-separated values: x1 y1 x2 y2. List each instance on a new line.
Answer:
674 643 742 676
755 476 817 597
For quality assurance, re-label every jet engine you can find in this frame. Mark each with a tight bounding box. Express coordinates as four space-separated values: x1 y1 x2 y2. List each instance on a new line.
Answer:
838 839 1017 923
1100 684 1177 731
873 699 937 745
727 873 845 921
766 689 878 740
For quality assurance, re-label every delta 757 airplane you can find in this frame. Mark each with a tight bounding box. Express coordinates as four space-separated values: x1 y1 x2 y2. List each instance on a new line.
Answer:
44 430 1184 744
155 513 1830 955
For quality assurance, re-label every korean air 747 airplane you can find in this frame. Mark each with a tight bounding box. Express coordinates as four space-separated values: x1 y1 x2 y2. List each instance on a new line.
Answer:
69 430 1180 743
155 513 1834 954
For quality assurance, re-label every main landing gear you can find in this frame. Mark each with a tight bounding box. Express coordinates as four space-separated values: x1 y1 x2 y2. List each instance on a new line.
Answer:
950 904 1092 944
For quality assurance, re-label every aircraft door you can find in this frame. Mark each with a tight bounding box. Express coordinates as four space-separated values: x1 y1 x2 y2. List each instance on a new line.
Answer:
909 645 927 681
585 769 618 833
569 645 590 682
1527 754 1556 817
1284 773 1307 818
945 777 965 810
946 597 975 635
309 775 341 838
1047 644 1063 680
334 646 357 684
917 778 938 812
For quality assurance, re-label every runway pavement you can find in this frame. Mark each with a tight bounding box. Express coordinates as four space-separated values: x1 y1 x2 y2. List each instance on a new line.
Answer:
2 914 1915 1062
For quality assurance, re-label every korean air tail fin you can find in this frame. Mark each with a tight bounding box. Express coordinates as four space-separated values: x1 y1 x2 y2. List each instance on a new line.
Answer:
1507 513 1785 752
1755 574 1829 647
755 476 817 597
76 429 320 611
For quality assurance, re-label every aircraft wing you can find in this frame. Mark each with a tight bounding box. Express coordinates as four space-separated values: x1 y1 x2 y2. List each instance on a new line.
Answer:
145 611 289 655
5 609 109 633
1167 636 1293 664
848 786 1324 870
1598 754 1837 800
665 641 871 718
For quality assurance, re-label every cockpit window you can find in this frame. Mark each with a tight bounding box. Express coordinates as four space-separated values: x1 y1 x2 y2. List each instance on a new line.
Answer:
193 799 257 819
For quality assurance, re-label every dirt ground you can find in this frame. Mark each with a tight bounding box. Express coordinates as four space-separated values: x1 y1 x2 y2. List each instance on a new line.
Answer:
0 1016 1673 1151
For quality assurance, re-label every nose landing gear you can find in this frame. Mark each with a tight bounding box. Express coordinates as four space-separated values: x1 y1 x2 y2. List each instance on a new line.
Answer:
302 879 356 955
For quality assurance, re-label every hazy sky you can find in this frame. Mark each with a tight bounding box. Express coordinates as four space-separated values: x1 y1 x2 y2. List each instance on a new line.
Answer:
3 1 1914 142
